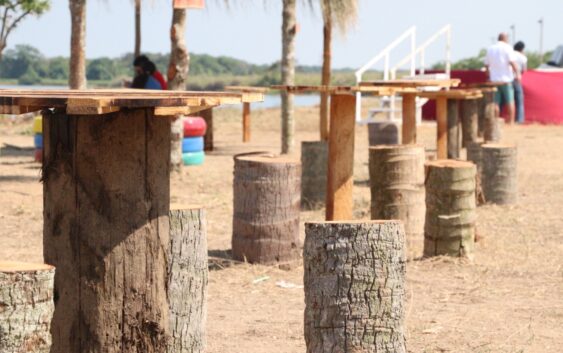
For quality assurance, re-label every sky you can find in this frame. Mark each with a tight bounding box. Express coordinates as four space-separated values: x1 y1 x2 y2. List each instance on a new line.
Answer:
7 0 562 70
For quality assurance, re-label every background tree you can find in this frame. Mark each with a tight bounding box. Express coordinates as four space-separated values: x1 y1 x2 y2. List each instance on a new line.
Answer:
69 0 86 89
134 0 141 57
0 0 50 61
281 0 296 154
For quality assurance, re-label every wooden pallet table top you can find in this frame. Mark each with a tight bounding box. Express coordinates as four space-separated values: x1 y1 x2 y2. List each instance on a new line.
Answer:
271 84 417 96
224 86 270 93
0 88 264 116
360 78 461 89
416 89 483 100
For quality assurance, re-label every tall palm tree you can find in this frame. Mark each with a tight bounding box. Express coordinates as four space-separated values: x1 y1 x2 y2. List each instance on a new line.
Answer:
318 0 357 140
134 0 141 57
69 0 87 89
281 0 296 154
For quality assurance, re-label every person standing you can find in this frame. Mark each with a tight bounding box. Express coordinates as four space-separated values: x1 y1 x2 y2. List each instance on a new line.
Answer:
485 33 521 124
513 41 528 124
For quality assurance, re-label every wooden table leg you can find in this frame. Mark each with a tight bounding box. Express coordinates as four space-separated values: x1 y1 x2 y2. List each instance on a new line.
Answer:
242 102 251 143
436 96 448 159
402 93 417 144
447 99 460 159
326 94 355 221
43 108 171 353
200 107 214 151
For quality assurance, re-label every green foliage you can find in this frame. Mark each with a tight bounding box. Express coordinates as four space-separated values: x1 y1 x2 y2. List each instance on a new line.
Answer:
527 51 553 69
433 48 554 71
87 58 117 80
17 66 40 84
0 0 50 14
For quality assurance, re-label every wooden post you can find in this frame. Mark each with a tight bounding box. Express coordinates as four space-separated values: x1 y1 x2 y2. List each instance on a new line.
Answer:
168 206 208 353
483 91 499 142
232 154 301 265
199 108 213 151
460 99 479 147
436 96 448 159
301 141 328 210
0 262 55 353
477 96 486 138
369 145 425 260
482 144 518 205
402 93 417 144
326 94 356 221
367 121 400 146
242 102 251 143
304 221 407 353
447 99 460 159
467 142 486 205
424 160 476 258
43 108 171 353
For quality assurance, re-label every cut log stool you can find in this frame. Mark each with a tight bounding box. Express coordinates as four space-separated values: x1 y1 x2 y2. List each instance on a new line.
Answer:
424 160 477 258
483 91 500 142
467 142 486 205
369 145 425 259
304 221 407 353
460 99 479 147
367 121 400 146
447 100 461 159
168 206 208 353
232 153 301 264
301 141 328 210
482 144 518 205
0 262 55 353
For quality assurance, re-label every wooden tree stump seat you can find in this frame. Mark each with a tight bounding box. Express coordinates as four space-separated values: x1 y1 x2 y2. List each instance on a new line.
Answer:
482 144 518 205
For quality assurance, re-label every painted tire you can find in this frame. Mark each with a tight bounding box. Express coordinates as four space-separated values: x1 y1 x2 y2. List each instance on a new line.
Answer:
34 134 43 149
182 151 205 166
183 117 207 137
34 149 43 163
33 117 43 134
182 137 204 153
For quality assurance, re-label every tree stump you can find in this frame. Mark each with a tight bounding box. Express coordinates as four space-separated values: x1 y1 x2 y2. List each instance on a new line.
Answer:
171 117 184 170
367 121 400 146
0 262 55 353
168 206 208 353
369 145 425 260
483 91 500 142
477 96 486 138
301 141 328 210
461 99 478 148
482 144 518 205
424 160 476 258
466 142 486 205
304 221 407 353
447 100 460 159
232 153 301 264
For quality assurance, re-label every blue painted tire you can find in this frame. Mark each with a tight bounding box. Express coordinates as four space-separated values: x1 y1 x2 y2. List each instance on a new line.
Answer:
182 151 205 166
182 137 204 153
34 134 43 148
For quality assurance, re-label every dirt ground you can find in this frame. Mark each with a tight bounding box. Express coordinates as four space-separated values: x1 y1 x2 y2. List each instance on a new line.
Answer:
1 104 562 353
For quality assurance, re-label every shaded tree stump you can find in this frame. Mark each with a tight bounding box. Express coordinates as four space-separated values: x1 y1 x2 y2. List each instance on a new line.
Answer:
232 153 301 264
466 142 486 205
461 99 479 147
424 160 476 258
367 121 400 146
0 262 55 353
482 144 518 205
168 206 208 353
477 96 486 138
304 221 407 353
301 141 328 210
447 100 461 159
483 91 500 142
369 145 425 260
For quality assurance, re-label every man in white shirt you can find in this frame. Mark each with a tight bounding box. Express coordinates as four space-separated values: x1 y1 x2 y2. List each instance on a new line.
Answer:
485 33 521 124
513 41 528 123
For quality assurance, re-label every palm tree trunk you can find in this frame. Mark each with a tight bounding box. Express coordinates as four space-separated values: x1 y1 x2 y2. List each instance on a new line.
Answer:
281 0 296 154
134 0 141 57
168 7 189 170
69 0 87 89
320 14 332 141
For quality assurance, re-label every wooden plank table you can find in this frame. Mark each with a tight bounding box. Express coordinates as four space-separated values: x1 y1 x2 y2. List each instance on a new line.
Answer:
0 88 263 353
225 86 270 143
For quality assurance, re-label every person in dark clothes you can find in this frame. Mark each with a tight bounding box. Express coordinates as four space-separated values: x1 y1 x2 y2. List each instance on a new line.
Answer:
133 55 167 90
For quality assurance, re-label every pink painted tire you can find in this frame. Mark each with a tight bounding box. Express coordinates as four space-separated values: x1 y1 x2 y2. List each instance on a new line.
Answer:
183 117 207 137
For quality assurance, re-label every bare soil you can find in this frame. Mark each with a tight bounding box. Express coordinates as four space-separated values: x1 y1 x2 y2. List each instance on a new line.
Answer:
1 105 562 353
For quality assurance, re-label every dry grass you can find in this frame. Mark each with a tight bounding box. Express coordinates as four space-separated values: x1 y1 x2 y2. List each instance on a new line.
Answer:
1 104 562 353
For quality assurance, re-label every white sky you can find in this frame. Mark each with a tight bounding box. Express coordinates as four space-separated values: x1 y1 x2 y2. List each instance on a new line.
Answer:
7 0 562 69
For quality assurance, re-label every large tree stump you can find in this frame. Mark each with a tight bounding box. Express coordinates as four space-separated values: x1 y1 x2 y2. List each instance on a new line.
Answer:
367 121 400 146
466 142 486 205
43 108 171 353
232 153 301 264
369 145 425 260
483 91 500 142
0 262 55 353
447 100 460 159
461 99 479 148
424 160 476 258
482 144 518 205
304 221 407 353
301 141 328 210
168 206 208 353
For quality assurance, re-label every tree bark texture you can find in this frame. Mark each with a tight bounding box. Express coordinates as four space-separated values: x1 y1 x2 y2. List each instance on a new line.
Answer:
466 142 486 205
190 109 213 152
319 14 332 141
69 0 87 89
0 262 55 353
281 0 296 154
367 121 400 146
42 108 171 353
134 0 141 58
477 96 486 138
447 100 460 159
232 154 301 264
483 91 499 142
369 145 425 260
460 100 479 148
424 160 476 258
171 117 183 171
301 141 328 210
303 221 407 353
481 144 518 205
168 207 208 353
